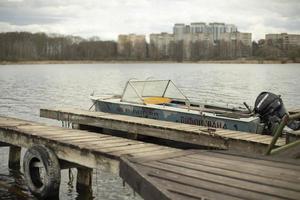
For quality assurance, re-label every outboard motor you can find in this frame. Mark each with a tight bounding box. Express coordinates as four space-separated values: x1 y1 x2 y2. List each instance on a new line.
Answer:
254 92 287 134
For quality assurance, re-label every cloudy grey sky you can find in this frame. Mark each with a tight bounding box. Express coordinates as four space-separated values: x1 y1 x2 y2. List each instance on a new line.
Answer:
0 0 299 41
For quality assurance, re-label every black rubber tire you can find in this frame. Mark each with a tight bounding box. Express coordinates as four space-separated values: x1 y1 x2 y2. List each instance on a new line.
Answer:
23 145 61 199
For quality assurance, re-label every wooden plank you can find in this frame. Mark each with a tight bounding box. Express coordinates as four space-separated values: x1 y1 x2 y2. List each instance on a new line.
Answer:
188 153 300 176
119 158 177 200
147 176 243 200
63 137 105 143
14 125 60 132
204 150 300 165
131 149 182 158
225 134 258 140
160 158 300 191
180 155 300 181
65 135 122 143
13 129 75 138
197 151 300 171
218 132 250 138
89 141 142 150
38 129 94 137
46 134 101 140
72 139 140 149
253 136 275 142
0 119 36 127
234 134 272 142
128 150 195 163
111 146 172 157
37 129 103 138
214 129 233 134
0 126 120 172
92 137 133 142
214 131 242 137
175 156 299 183
143 161 300 199
121 156 245 200
175 126 202 132
93 137 133 144
100 143 157 153
230 133 261 140
59 139 105 148
40 108 285 154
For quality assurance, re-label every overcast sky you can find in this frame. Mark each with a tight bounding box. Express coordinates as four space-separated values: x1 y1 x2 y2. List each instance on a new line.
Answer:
0 0 299 41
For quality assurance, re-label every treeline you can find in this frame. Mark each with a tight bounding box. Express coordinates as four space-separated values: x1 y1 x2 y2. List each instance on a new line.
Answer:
0 32 117 61
252 40 300 62
0 32 299 62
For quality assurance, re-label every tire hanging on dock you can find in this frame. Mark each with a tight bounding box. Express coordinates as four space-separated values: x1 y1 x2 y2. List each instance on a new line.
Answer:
23 145 61 199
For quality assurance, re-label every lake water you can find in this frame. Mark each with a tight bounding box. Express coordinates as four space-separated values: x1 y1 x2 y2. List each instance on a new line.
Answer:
0 63 300 199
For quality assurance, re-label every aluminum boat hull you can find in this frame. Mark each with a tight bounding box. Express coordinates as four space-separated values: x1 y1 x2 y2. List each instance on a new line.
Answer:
92 99 263 133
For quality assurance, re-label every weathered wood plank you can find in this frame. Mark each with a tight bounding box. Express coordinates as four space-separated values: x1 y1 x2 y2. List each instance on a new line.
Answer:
119 158 175 200
161 158 300 191
120 158 244 200
128 150 196 163
143 161 299 200
40 108 286 154
1 115 298 200
120 150 300 200
111 146 173 157
64 137 105 143
66 135 125 144
88 141 145 150
0 116 177 174
183 155 300 180
100 143 157 153
131 149 182 158
176 156 299 184
197 151 300 171
44 134 100 140
0 128 119 172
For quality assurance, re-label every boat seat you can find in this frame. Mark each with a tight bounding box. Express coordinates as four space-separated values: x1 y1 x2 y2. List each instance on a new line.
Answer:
143 97 172 105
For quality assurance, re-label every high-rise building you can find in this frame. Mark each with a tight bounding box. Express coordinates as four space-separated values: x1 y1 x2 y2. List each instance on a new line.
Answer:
190 22 208 34
149 22 250 60
173 23 190 40
149 32 175 59
182 32 214 60
225 24 238 33
117 34 147 59
219 32 252 57
266 33 300 50
209 22 228 42
173 22 237 42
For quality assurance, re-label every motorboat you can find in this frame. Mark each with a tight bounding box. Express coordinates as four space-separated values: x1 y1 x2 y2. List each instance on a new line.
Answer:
90 79 299 134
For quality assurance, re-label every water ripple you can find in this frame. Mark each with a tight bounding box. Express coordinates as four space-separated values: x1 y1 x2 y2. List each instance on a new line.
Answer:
0 63 300 199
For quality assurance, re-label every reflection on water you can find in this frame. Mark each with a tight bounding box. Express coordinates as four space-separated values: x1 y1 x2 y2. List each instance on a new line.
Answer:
0 63 300 199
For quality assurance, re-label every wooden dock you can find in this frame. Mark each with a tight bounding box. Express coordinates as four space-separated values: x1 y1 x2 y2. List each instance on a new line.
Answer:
0 114 299 199
40 108 286 154
120 150 300 200
0 116 181 173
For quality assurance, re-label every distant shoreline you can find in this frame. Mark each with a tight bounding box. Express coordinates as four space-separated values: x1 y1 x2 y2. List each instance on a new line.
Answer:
0 59 298 65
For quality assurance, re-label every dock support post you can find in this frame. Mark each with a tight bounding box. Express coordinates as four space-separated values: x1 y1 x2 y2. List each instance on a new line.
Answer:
76 167 93 191
8 145 21 170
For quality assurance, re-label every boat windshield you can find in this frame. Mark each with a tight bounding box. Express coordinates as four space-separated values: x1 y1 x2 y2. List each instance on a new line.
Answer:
121 79 190 105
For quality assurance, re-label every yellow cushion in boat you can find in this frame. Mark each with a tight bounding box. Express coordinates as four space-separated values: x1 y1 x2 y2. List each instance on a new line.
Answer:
143 97 172 105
